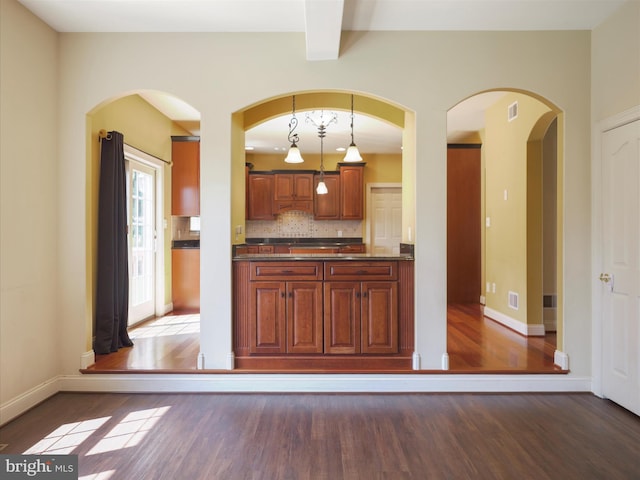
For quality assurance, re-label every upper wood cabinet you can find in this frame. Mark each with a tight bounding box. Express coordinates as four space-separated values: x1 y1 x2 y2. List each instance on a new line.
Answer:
339 163 365 220
314 173 340 220
273 173 314 214
247 173 275 220
171 137 200 216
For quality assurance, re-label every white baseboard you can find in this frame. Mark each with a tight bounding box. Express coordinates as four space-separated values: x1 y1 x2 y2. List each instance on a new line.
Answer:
441 353 449 370
554 350 570 370
412 352 421 370
479 295 486 305
57 373 592 394
80 350 95 369
164 303 174 315
0 377 60 427
484 307 545 336
2 371 591 424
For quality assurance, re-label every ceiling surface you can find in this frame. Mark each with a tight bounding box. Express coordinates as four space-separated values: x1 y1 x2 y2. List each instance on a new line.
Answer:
18 0 626 152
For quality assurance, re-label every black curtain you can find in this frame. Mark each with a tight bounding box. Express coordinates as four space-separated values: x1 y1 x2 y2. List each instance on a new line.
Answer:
94 131 133 354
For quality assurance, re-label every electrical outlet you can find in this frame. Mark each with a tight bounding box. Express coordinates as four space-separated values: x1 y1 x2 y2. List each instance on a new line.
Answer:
492 283 496 293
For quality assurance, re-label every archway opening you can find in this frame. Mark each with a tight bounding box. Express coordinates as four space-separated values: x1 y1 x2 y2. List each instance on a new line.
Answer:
446 89 563 372
85 91 201 369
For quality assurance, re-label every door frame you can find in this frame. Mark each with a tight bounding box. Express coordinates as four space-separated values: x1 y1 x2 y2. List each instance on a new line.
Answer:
591 104 640 398
365 183 403 251
124 144 166 320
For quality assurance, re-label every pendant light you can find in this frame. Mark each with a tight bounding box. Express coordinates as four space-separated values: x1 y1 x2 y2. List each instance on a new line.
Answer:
306 110 337 195
284 95 304 163
316 122 328 195
343 94 363 162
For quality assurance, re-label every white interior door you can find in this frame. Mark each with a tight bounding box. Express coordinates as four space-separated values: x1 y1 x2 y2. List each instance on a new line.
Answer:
128 160 156 324
601 118 640 415
370 187 402 255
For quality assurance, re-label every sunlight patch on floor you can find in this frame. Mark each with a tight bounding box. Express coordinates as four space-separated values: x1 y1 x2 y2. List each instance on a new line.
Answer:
129 314 200 339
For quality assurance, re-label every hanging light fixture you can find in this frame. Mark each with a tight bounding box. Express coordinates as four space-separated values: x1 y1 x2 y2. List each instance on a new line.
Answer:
307 111 337 195
343 94 363 162
284 95 304 163
316 123 329 195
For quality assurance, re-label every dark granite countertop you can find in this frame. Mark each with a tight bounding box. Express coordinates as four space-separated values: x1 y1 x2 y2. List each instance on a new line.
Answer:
245 237 363 246
233 253 413 261
172 240 200 249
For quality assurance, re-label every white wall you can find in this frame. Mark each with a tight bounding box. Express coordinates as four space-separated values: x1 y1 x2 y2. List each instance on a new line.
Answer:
0 0 60 418
55 30 592 374
1 0 604 418
592 0 640 122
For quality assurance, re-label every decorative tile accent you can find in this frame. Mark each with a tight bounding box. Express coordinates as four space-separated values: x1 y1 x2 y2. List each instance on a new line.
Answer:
246 212 363 239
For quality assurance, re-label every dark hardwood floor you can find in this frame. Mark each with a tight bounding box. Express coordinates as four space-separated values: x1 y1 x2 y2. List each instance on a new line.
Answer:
2 392 639 479
84 304 560 373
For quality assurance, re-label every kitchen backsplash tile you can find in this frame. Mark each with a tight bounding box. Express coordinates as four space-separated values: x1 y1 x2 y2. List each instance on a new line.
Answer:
247 211 362 239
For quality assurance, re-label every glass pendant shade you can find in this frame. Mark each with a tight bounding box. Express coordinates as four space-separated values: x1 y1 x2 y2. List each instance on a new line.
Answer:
316 180 328 195
344 95 363 162
284 144 304 163
343 144 362 162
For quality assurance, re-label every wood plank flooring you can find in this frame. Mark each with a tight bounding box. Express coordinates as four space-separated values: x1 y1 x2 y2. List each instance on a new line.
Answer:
84 304 560 373
2 392 639 479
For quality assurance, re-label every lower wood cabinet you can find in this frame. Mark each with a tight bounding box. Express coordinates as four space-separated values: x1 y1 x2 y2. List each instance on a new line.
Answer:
233 259 414 369
324 281 398 354
250 281 323 354
171 249 200 311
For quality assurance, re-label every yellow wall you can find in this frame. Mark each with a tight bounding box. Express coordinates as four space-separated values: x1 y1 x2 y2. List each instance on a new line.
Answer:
484 92 552 325
88 94 192 330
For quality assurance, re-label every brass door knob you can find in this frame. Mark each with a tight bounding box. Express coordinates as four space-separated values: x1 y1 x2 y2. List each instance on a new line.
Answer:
599 273 611 283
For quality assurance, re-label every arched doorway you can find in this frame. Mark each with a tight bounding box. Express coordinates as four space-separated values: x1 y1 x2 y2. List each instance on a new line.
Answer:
86 91 201 368
446 90 563 371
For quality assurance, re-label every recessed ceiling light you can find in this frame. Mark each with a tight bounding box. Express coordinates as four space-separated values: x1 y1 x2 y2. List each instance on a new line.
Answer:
336 147 346 152
245 146 254 151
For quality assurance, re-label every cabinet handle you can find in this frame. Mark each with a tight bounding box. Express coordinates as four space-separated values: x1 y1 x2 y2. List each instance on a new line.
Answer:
282 270 294 274
356 292 361 298
289 292 293 298
281 292 286 298
363 292 368 298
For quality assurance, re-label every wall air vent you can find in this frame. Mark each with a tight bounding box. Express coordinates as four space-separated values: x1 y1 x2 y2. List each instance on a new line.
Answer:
508 291 519 310
508 101 518 122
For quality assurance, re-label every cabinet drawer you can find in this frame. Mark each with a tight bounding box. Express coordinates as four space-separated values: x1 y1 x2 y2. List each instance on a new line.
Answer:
251 262 323 281
324 261 397 281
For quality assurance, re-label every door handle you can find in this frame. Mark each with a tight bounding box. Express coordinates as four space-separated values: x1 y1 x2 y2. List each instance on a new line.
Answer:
599 273 614 292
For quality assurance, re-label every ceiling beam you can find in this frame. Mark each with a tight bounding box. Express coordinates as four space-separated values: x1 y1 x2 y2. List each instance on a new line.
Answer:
304 0 344 61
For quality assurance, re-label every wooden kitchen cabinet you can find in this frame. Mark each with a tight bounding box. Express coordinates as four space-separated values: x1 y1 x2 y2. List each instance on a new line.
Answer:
273 173 314 213
171 248 200 311
324 261 398 354
339 163 364 220
171 137 200 216
233 258 411 370
247 173 275 220
249 262 323 354
314 173 340 220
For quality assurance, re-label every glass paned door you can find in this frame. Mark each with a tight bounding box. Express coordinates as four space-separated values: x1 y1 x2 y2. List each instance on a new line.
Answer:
128 161 156 324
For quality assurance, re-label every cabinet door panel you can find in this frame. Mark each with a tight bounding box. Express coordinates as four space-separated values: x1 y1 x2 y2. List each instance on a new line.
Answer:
324 282 360 354
340 164 364 219
361 282 398 354
171 249 200 311
287 282 323 353
171 140 200 216
248 174 275 220
250 282 286 353
314 174 340 219
293 174 314 200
